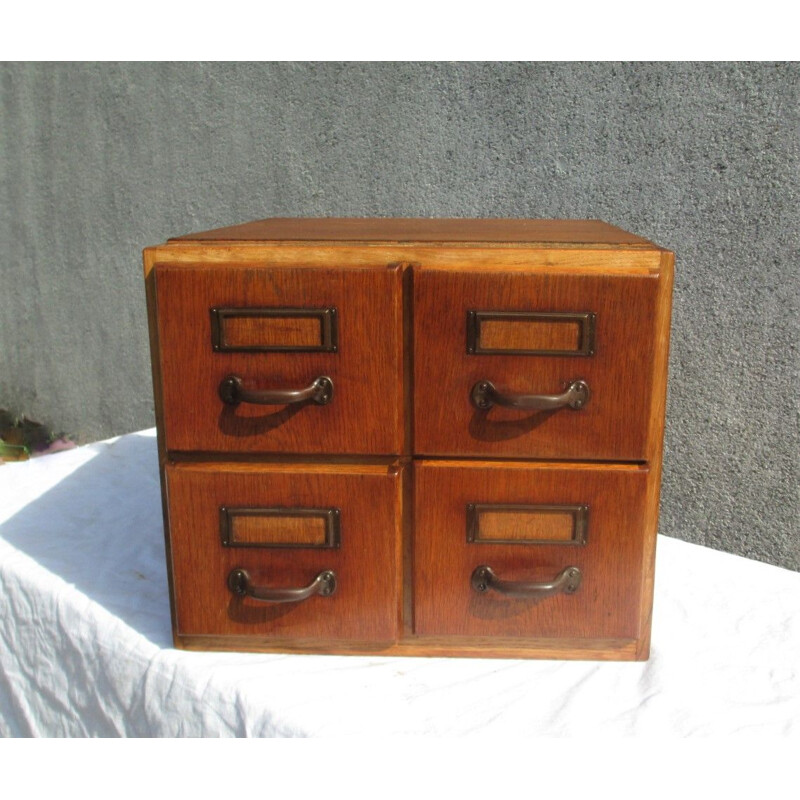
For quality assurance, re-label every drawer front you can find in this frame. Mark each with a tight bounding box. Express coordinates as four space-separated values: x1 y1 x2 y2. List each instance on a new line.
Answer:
155 263 405 454
413 269 660 460
166 462 403 641
413 461 649 639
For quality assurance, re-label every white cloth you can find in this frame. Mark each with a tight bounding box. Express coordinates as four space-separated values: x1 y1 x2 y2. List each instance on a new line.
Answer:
1 430 798 737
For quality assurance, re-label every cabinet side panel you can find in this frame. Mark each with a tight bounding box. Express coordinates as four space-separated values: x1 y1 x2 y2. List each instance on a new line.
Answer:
143 248 178 642
637 251 675 658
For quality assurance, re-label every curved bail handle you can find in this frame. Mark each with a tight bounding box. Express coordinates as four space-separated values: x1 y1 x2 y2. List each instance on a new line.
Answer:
227 568 337 604
471 565 582 599
471 379 589 411
219 375 333 407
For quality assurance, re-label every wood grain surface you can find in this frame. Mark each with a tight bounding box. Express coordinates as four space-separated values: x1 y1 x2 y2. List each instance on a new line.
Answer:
414 268 661 460
474 507 577 543
148 243 662 278
174 634 641 661
219 314 323 350
170 217 659 247
225 510 329 546
635 249 675 658
413 460 649 640
166 461 404 642
479 316 582 353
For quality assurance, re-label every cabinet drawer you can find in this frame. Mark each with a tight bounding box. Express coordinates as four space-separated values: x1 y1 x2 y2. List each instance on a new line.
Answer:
166 461 404 642
413 460 649 640
413 268 660 460
155 263 405 455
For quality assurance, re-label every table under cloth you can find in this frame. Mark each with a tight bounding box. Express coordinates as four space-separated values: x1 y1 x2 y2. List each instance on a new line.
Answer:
1 429 797 736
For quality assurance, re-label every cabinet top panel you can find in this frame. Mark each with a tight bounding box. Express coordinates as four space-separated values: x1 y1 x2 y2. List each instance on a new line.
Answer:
169 218 662 249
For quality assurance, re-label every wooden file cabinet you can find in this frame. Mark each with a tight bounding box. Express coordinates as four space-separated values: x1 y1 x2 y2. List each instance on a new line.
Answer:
144 218 673 660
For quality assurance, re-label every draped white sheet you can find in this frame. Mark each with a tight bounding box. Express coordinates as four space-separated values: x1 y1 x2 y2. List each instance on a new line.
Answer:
1 430 797 737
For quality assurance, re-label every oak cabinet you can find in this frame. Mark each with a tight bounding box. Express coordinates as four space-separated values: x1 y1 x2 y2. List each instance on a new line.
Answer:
144 218 673 660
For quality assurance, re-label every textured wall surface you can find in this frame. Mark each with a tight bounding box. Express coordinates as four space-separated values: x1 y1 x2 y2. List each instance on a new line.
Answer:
1 63 798 570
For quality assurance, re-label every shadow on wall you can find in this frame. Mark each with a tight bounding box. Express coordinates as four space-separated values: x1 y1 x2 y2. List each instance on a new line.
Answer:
0 433 172 647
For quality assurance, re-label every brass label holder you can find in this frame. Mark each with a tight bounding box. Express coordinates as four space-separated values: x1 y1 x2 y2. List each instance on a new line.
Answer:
220 506 342 549
466 310 596 356
466 503 589 546
210 307 338 353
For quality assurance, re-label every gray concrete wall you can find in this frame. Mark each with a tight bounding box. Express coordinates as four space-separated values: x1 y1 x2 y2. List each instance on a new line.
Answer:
1 63 798 570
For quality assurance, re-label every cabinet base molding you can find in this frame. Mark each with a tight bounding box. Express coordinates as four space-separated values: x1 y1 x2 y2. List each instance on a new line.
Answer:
174 635 645 661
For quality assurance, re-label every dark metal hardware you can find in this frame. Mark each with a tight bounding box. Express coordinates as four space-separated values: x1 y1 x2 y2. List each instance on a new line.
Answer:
466 503 588 546
210 307 338 353
218 375 333 407
466 310 596 356
471 565 582 599
227 568 337 604
470 379 589 411
220 506 341 549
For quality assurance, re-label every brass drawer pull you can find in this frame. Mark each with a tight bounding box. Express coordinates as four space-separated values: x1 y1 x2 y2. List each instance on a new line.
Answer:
218 375 333 407
470 379 589 411
471 565 582 599
227 568 337 603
